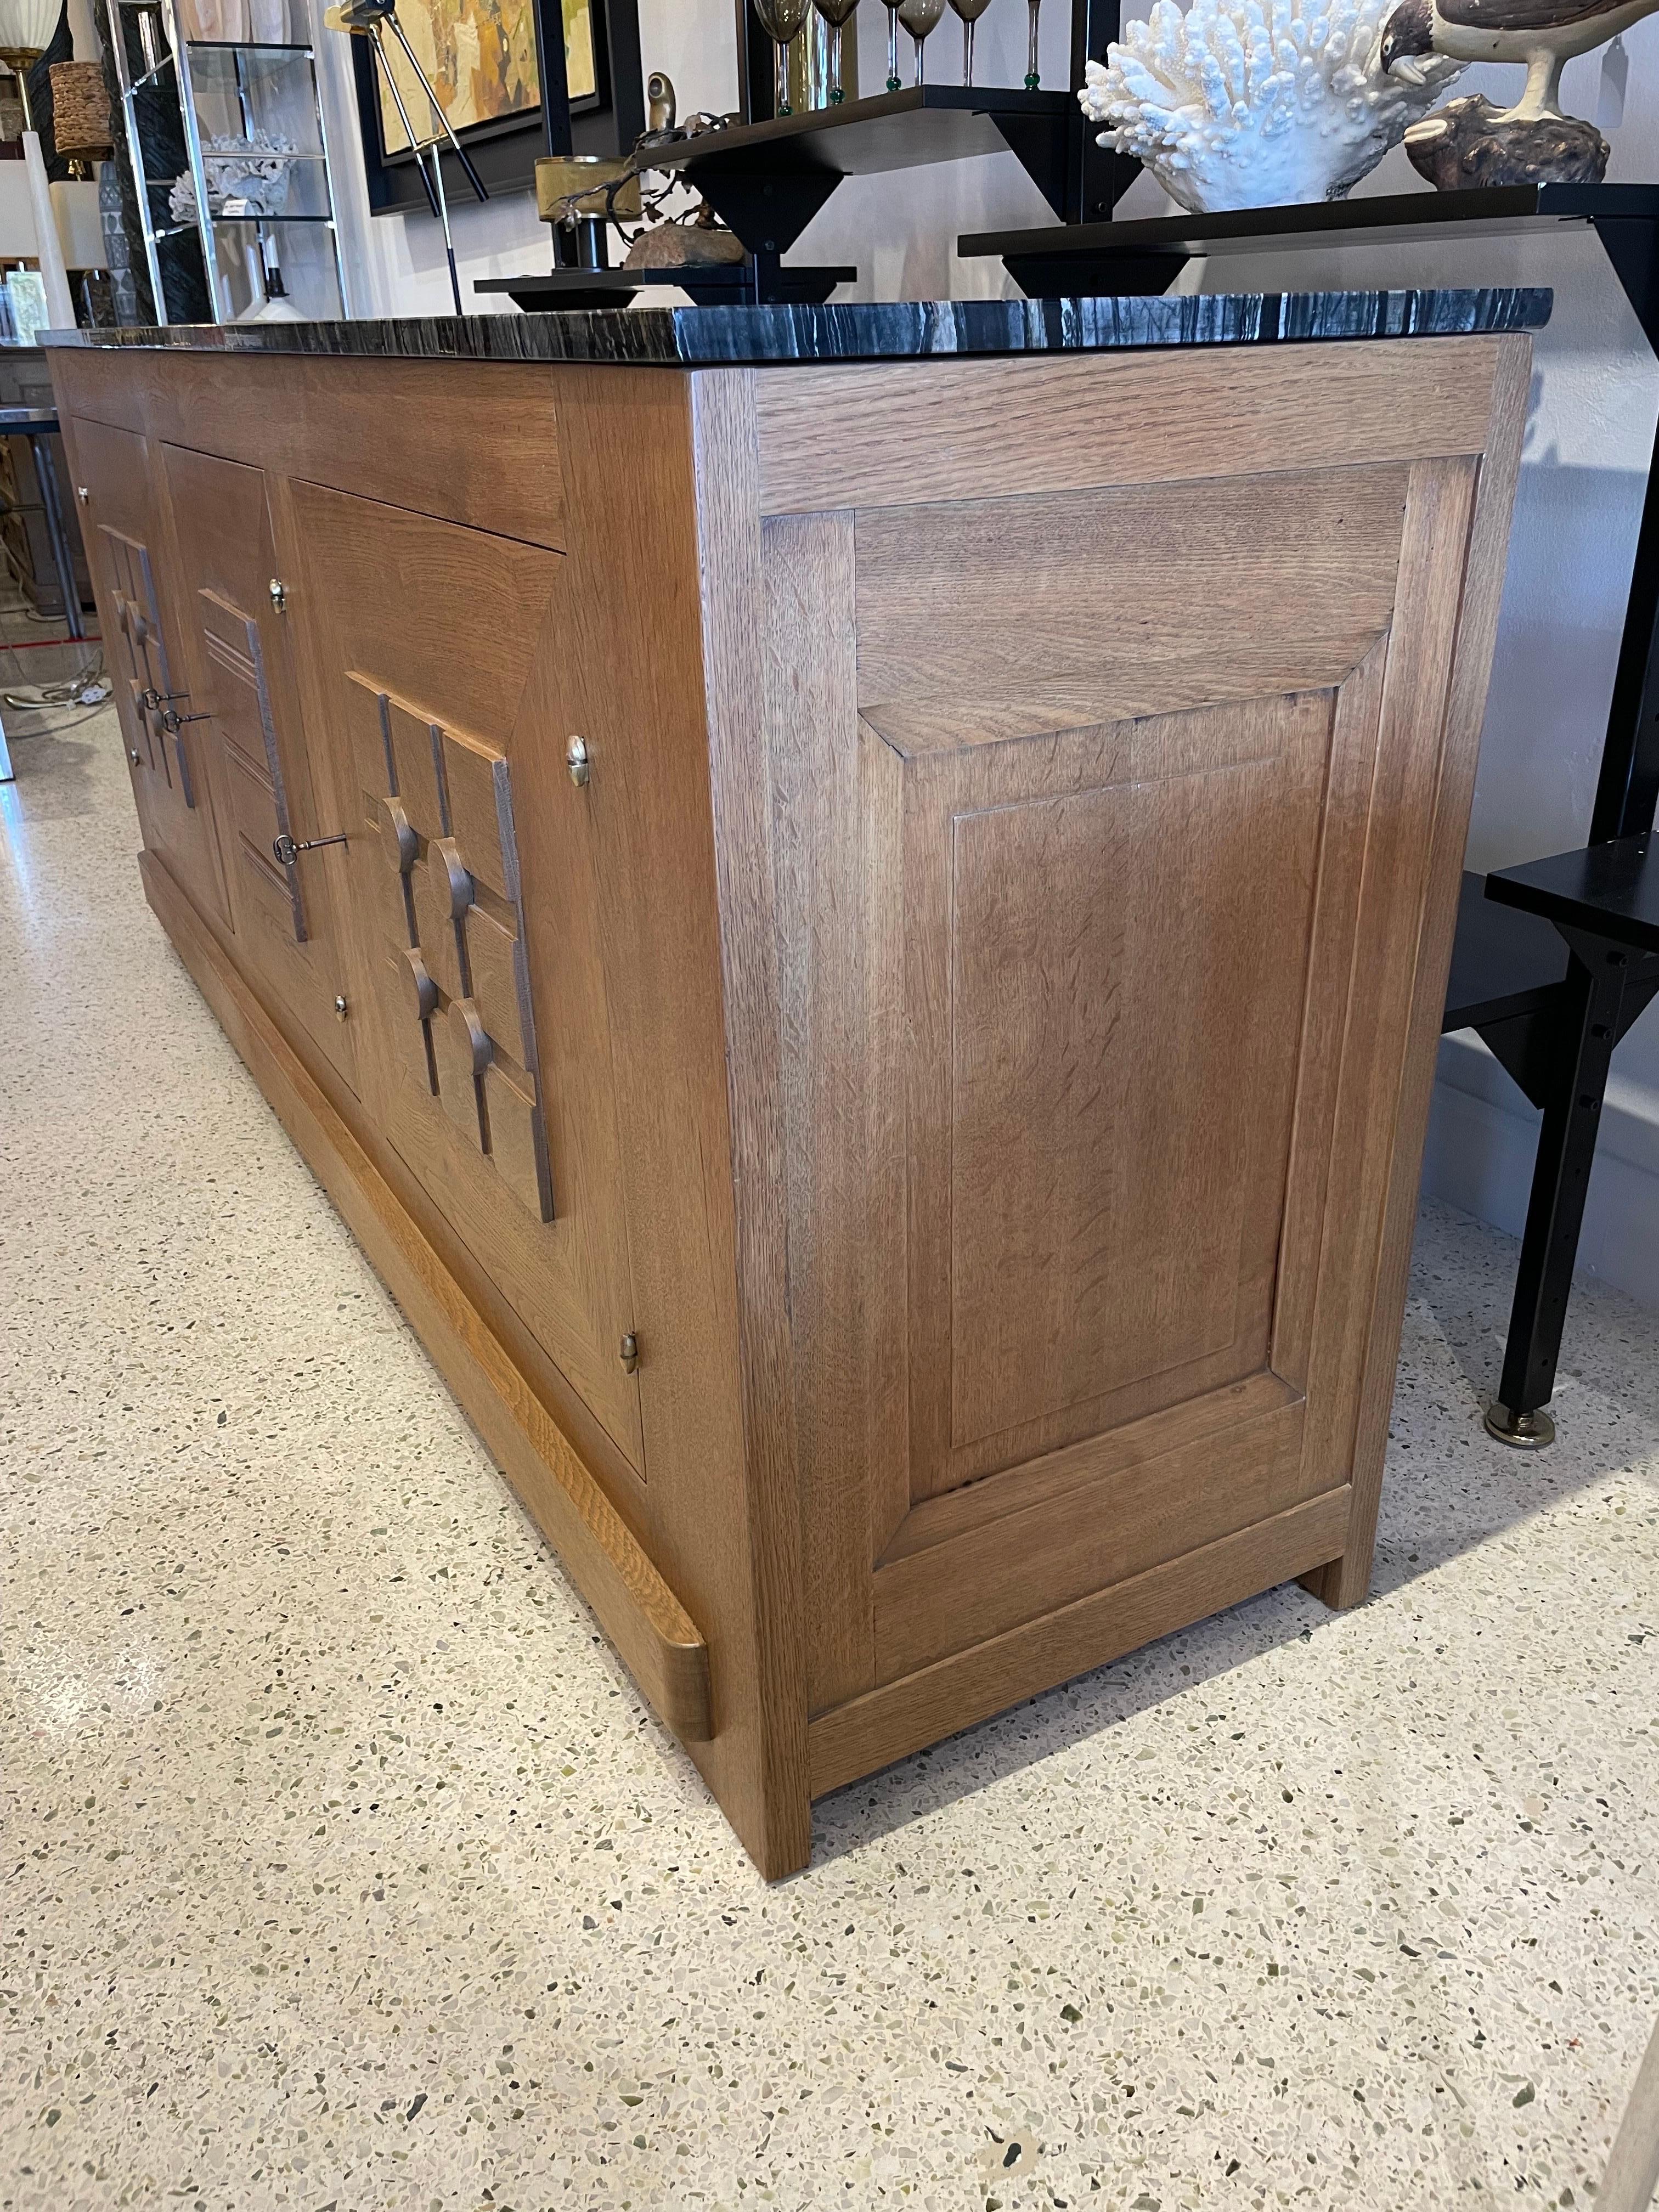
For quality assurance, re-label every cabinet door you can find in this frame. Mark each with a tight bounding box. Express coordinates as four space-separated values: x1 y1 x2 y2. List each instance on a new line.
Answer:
285 481 645 1476
66 415 229 929
159 443 357 1092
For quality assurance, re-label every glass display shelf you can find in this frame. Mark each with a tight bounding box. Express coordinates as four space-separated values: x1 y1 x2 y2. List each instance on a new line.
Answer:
106 0 350 321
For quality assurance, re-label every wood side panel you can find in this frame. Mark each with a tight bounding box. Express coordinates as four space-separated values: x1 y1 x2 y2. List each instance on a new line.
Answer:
809 1488 1353 1797
50 347 567 549
753 341 1501 516
1268 639 1392 1399
686 369 814 1871
1293 456 1483 1539
874 1396 1307 1681
883 1369 1298 1561
138 845 712 1742
551 362 810 1878
761 509 904 1713
1308 336 1533 1607
853 469 1406 729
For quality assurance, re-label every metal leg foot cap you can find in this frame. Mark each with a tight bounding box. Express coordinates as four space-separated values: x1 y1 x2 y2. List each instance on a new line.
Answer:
1483 1401 1555 1449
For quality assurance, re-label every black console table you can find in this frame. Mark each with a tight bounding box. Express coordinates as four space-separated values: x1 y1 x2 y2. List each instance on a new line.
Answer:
962 183 1659 1446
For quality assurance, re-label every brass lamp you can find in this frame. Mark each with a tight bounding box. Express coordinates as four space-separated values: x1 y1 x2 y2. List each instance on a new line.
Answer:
0 0 61 132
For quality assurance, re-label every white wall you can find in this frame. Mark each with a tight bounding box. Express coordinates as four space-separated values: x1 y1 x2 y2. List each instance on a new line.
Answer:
317 0 1659 1306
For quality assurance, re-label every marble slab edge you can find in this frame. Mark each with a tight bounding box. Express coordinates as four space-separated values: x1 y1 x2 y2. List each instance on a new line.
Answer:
42 288 1550 368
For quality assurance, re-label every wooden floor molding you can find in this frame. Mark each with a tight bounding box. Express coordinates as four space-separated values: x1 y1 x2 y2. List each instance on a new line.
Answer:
139 849 714 1745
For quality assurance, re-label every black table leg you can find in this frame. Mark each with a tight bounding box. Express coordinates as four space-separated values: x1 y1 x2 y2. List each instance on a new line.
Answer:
1485 936 1631 1447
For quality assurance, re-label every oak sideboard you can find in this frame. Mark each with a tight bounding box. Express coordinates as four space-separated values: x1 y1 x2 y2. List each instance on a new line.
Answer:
48 291 1543 1875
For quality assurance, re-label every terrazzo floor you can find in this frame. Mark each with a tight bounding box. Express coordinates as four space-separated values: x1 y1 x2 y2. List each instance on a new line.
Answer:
2 705 1657 2212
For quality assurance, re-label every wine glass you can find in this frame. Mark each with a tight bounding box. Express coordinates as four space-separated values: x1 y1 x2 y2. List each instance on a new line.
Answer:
896 0 944 83
812 0 860 103
947 0 992 84
1025 0 1042 86
879 0 902 89
755 0 812 115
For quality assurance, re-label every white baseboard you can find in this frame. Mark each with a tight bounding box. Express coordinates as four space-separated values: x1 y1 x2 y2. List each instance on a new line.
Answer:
1422 1031 1659 1310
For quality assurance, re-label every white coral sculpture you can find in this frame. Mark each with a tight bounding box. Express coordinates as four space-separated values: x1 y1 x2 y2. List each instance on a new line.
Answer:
1080 0 1463 212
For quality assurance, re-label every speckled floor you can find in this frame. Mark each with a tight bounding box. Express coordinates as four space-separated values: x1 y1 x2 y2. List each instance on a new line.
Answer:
3 708 1657 2212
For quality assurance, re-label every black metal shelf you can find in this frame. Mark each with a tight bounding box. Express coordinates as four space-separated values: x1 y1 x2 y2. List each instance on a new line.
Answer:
642 86 1074 264
961 184 1659 306
474 259 856 312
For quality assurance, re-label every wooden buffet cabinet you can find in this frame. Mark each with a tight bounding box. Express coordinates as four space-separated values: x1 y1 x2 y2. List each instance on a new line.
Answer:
48 308 1532 1876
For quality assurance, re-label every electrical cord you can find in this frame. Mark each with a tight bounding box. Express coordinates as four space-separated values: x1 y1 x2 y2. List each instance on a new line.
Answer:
0 578 109 709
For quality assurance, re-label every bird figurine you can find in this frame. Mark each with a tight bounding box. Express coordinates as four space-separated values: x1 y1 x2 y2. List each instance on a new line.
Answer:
1380 0 1654 181
646 70 676 136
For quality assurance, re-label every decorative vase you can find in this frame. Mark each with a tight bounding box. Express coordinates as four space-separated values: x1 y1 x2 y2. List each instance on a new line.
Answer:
1079 0 1464 212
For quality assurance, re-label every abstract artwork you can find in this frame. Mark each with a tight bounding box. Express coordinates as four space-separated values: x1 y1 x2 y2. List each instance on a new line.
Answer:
377 0 596 155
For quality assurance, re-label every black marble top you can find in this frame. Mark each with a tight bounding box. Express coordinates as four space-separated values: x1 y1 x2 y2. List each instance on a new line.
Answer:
43 287 1549 366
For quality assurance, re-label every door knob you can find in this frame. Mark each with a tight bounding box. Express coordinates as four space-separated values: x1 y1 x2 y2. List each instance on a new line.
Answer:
566 734 590 787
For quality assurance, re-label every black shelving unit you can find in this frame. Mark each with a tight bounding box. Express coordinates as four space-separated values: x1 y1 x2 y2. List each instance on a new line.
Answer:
963 180 1659 1443
480 0 1138 310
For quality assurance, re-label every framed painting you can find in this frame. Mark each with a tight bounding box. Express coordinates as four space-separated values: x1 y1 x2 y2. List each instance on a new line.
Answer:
348 0 643 217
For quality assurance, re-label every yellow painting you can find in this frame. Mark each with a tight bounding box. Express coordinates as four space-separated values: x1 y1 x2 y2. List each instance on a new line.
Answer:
379 0 596 156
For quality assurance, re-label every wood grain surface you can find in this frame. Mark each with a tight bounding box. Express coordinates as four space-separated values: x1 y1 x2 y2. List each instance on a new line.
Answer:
753 340 1500 516
139 844 712 1742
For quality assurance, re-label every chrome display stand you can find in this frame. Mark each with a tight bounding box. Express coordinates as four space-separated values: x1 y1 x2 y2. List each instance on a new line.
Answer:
107 0 351 322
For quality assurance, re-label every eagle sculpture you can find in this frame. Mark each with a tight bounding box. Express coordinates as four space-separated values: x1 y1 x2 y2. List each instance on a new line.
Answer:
1380 0 1656 121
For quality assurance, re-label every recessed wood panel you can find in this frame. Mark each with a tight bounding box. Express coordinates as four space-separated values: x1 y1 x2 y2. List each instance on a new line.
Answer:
854 467 1406 742
901 692 1329 1500
944 709 1326 1460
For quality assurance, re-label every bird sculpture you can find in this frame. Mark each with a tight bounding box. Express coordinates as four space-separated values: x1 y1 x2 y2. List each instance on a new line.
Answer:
1380 0 1654 129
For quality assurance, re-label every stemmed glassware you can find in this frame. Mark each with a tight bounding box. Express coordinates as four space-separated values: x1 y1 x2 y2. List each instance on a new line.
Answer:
879 0 903 89
755 0 813 115
947 0 992 84
896 0 945 82
812 0 861 103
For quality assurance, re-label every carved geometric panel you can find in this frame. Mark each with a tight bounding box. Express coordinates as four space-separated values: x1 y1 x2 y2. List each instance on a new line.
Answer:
347 672 554 1222
101 522 195 807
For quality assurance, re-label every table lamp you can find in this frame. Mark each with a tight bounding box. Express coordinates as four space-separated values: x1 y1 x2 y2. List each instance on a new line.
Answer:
0 0 60 131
